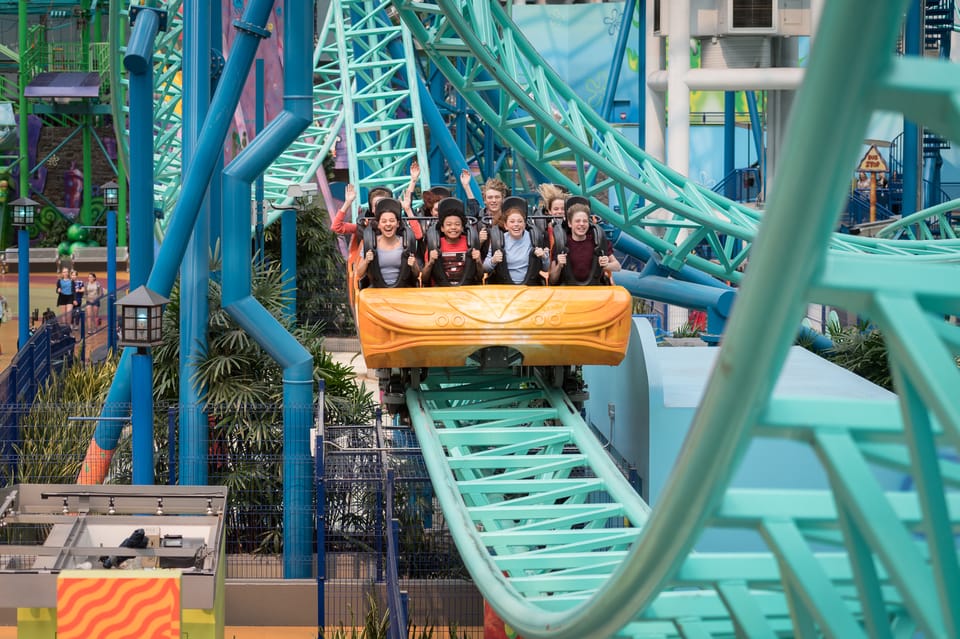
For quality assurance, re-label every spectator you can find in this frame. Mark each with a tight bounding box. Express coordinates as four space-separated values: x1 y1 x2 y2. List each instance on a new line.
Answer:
85 272 103 329
56 268 74 321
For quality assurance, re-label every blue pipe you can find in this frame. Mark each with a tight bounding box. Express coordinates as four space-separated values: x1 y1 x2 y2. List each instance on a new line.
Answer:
281 208 297 320
89 0 275 473
209 7 224 251
255 58 266 267
620 265 832 351
179 0 212 486
605 226 732 290
902 0 921 216
315 414 326 630
745 90 763 181
417 73 479 198
17 228 28 349
600 0 636 122
124 8 159 289
616 269 734 318
637 0 645 150
221 0 314 578
124 8 161 485
106 209 117 352
724 92 736 201
132 350 154 484
428 65 450 187
923 153 942 208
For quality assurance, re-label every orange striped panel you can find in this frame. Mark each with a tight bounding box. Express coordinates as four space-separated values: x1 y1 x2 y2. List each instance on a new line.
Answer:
57 570 181 639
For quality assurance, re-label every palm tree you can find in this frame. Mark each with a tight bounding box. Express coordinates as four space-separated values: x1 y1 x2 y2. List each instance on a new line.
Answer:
148 256 375 554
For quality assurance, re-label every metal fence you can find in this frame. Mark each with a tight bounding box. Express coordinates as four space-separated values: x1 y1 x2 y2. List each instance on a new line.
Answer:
320 418 482 636
1 400 484 636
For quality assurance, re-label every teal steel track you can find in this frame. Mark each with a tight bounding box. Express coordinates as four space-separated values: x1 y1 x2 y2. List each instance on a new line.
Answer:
111 2 347 231
877 196 960 240
395 1 960 637
334 0 430 202
260 5 345 216
393 1 960 283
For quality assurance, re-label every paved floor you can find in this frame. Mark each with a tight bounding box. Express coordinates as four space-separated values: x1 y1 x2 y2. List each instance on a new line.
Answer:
0 270 130 369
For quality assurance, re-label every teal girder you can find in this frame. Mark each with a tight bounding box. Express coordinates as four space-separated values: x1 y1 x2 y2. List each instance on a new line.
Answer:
393 1 960 284
397 1 960 637
877 196 960 240
334 0 431 205
112 2 347 231
261 5 345 216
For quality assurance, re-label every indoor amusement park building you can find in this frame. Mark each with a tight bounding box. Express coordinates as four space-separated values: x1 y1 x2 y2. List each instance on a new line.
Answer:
1 0 959 638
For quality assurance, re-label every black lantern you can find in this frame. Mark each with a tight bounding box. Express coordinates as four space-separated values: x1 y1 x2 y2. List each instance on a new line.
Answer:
101 181 120 208
10 196 38 227
116 285 169 348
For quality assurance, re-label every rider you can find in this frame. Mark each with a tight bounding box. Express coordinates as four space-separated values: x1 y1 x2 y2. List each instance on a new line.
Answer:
483 196 549 285
354 197 420 288
423 197 482 286
549 196 620 285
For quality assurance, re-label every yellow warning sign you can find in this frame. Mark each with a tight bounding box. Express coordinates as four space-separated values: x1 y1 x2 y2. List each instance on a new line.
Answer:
858 145 888 173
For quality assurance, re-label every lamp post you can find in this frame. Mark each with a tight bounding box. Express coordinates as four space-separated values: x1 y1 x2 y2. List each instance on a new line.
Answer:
101 181 119 353
10 196 37 350
116 285 169 485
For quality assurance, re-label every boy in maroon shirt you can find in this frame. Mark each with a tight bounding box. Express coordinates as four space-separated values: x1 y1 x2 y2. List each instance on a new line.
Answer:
549 196 620 285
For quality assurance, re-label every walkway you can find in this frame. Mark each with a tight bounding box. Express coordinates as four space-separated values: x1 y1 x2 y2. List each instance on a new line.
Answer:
0 270 130 369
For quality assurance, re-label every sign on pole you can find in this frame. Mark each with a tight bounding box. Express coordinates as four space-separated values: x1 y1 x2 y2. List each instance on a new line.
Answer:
858 145 888 173
857 145 888 224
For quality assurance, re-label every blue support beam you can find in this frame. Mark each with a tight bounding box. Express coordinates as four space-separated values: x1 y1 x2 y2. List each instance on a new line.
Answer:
179 0 212 486
220 0 314 578
88 0 276 483
16 228 28 350
902 0 921 215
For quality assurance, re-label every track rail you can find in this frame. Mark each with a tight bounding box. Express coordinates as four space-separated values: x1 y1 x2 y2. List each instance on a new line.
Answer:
395 1 960 637
393 0 960 285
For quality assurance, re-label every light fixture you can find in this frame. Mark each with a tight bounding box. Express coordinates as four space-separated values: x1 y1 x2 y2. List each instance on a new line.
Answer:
115 285 170 348
101 180 119 208
10 196 38 227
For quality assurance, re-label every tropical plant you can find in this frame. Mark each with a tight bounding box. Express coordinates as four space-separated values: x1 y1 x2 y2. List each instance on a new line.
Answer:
149 257 375 554
263 201 355 336
3 355 119 487
8 255 374 556
325 593 471 639
152 257 374 423
671 320 702 339
823 318 893 390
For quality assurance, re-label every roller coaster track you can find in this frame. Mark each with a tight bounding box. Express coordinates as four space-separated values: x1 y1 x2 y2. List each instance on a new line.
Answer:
102 1 960 634
393 1 960 637
877 196 960 240
334 0 431 201
394 1 960 284
110 1 346 232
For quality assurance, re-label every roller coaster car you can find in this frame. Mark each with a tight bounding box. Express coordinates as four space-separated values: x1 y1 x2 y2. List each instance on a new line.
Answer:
356 284 633 371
